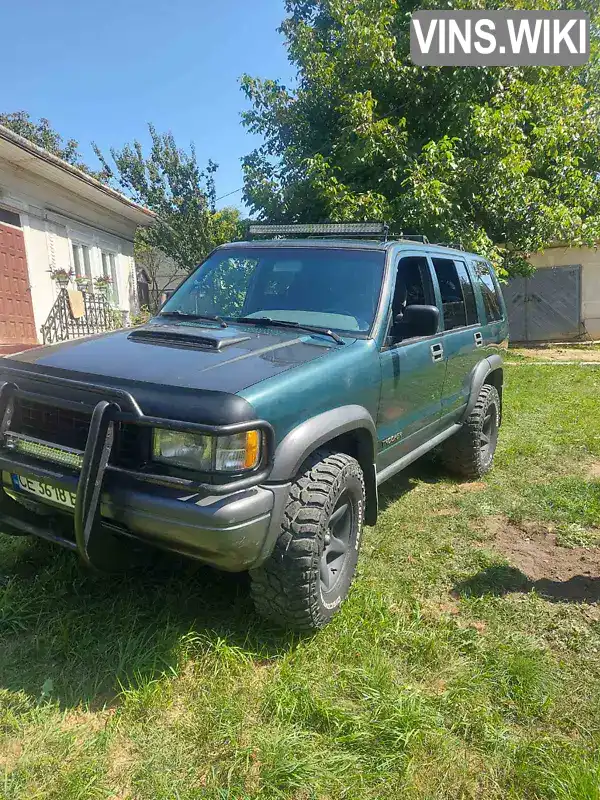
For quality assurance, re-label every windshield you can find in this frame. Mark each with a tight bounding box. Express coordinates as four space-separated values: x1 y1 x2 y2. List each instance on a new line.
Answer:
159 246 386 334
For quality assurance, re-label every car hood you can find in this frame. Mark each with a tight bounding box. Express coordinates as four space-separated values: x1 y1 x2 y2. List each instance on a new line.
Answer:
6 320 339 395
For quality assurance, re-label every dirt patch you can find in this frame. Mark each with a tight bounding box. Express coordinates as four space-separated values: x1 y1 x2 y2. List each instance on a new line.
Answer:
430 678 447 695
61 709 111 734
588 462 600 480
453 481 487 493
0 739 23 771
486 516 600 602
106 735 137 799
437 600 460 615
419 598 461 621
511 346 600 362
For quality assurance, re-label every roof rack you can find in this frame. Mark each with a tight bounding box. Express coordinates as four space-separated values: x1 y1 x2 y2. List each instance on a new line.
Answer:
399 234 430 244
433 241 465 250
247 222 390 241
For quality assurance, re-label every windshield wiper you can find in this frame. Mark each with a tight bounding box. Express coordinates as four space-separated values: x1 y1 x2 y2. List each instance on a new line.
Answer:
235 316 344 345
158 310 228 328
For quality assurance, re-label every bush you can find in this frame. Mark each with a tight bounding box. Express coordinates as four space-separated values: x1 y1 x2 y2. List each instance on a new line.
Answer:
130 306 152 327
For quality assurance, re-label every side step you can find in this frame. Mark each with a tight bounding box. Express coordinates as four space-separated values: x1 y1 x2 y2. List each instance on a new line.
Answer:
376 424 461 486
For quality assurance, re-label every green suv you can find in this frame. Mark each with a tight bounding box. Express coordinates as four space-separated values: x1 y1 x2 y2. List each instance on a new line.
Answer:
0 223 508 629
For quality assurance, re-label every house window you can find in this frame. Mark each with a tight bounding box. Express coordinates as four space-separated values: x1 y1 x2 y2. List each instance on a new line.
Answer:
72 243 92 281
101 251 120 306
432 257 478 330
0 208 21 228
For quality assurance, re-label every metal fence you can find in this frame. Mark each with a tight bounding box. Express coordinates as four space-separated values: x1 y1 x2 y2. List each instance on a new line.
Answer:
41 289 122 345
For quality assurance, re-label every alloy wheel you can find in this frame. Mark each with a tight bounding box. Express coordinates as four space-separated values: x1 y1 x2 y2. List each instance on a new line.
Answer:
320 490 354 592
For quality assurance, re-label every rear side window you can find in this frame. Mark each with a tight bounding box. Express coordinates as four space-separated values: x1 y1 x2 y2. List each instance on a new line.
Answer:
473 261 504 322
431 257 478 330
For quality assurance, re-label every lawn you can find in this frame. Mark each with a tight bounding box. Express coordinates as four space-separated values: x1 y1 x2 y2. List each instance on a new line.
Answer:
1 364 600 799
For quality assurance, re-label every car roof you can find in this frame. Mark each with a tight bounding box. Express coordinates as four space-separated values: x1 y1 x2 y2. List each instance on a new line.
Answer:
217 238 481 260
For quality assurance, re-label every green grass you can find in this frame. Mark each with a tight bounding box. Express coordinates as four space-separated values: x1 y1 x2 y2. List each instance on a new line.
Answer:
2 364 600 799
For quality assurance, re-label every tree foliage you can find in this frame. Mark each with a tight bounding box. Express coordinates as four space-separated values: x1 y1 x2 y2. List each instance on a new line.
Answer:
0 111 106 180
94 125 244 271
241 0 600 275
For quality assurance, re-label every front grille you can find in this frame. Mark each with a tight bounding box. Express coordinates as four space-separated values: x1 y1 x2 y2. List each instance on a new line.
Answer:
13 398 90 450
117 423 149 468
8 397 148 468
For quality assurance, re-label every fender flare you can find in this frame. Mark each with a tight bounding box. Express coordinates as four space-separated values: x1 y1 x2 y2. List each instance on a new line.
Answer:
269 405 379 525
462 354 504 422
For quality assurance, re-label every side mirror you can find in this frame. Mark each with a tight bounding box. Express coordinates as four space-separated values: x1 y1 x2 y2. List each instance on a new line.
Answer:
395 304 440 337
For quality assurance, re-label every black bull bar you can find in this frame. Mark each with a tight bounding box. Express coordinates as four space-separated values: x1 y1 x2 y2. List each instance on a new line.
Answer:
0 367 274 570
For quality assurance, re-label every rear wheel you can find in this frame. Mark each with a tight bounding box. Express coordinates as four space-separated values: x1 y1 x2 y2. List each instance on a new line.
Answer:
249 449 365 630
440 384 500 478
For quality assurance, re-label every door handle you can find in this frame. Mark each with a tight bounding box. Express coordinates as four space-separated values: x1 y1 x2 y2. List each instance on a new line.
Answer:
430 342 444 363
474 332 483 347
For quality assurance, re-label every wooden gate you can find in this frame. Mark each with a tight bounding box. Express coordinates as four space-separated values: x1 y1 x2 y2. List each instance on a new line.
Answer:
0 220 37 347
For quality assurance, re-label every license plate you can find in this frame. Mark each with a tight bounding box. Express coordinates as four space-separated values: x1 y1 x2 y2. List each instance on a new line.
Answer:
11 474 76 509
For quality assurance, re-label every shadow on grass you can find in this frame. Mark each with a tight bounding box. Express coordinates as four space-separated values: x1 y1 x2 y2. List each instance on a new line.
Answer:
0 460 453 710
454 564 600 604
378 458 445 512
0 536 300 710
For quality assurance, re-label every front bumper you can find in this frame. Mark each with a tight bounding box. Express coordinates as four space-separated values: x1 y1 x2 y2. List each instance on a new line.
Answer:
0 368 284 572
0 461 289 571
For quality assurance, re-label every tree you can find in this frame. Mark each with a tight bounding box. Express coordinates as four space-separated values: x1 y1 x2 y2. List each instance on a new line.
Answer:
0 111 107 180
133 235 185 313
241 0 600 276
94 125 244 271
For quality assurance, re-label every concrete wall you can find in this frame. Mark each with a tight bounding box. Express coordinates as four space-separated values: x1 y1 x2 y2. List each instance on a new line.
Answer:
0 156 139 342
528 246 600 339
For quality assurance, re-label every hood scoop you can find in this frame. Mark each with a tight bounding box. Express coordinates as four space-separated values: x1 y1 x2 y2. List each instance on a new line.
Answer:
128 325 251 351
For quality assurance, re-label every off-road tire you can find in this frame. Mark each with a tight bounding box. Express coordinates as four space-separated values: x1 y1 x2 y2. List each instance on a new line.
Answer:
440 384 500 479
249 449 365 631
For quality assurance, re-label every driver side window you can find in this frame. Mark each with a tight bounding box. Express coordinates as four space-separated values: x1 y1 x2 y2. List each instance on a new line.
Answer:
391 256 435 341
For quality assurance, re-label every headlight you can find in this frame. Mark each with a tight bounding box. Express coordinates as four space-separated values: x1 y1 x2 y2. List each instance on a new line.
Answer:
152 428 261 473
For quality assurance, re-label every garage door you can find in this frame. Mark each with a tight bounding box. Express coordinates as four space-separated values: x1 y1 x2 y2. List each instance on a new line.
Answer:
503 265 582 342
0 219 37 346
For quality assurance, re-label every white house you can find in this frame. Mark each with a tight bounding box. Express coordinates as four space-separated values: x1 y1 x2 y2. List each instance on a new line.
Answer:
0 124 154 354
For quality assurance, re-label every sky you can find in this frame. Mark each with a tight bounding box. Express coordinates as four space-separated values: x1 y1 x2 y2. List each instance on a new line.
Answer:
0 0 295 210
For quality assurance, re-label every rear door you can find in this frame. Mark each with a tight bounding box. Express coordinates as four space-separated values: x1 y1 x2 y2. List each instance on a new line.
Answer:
430 255 483 422
471 259 509 348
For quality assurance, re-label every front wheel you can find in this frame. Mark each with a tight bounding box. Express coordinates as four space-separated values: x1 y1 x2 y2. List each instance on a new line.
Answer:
440 384 500 478
249 449 365 631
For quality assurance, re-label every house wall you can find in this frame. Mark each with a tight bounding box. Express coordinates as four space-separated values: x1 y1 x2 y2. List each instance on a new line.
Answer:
528 246 600 339
0 156 139 343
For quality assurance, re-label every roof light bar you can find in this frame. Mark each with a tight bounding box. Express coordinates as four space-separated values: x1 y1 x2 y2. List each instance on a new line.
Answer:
248 222 387 237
